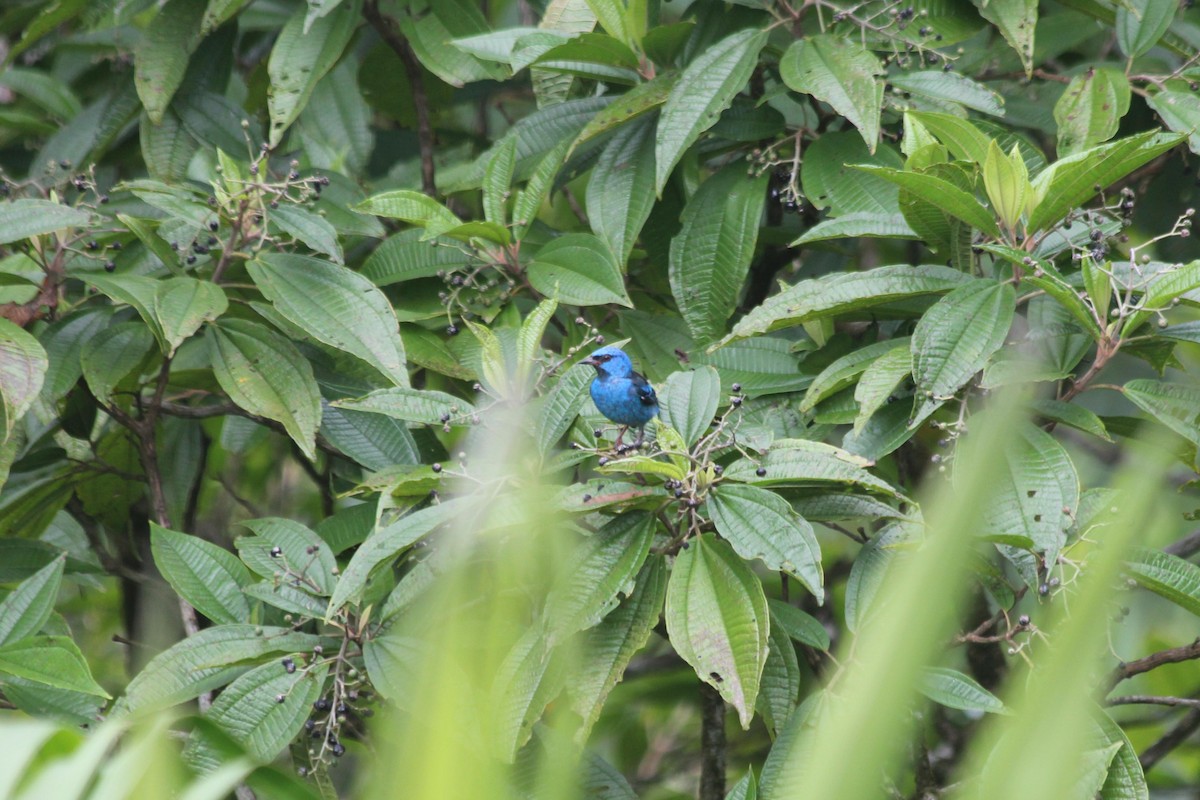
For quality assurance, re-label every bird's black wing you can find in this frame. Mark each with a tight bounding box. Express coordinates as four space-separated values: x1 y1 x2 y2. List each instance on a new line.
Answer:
631 371 658 407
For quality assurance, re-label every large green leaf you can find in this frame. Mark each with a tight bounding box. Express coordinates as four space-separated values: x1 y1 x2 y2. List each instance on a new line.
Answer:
154 277 227 356
1054 68 1130 156
266 0 361 146
768 598 830 650
660 366 721 447
708 482 823 602
889 71 1005 116
800 132 902 215
527 233 632 306
1125 548 1200 616
853 166 1000 237
133 0 207 123
907 111 993 165
911 280 1015 421
80 323 155 402
714 265 971 348
248 253 408 386
725 439 905 499
0 200 93 245
0 636 108 697
1116 0 1177 58
269 205 344 264
568 556 666 744
397 0 506 87
1146 90 1200 155
587 115 657 266
0 556 64 646
854 346 913 434
536 363 593 454
655 28 768 193
237 519 340 598
1122 379 1200 445
758 608 801 735
801 338 911 413
918 667 1007 713
666 533 769 729
0 318 48 439
206 319 322 460
975 0 1037 74
545 512 655 642
331 386 469 424
781 35 883 151
573 72 676 152
118 625 320 713
151 523 252 625
669 164 768 343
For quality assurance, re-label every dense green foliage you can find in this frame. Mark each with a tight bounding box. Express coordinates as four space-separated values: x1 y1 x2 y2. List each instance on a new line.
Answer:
3 0 1200 797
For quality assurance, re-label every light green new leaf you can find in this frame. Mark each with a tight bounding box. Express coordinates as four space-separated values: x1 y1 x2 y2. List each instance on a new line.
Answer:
0 200 93 245
854 165 1000 237
714 264 971 348
154 277 227 356
669 165 769 343
1123 379 1200 446
545 512 655 642
528 233 632 306
269 205 344 263
975 0 1037 74
911 280 1015 421
655 28 768 193
81 323 154 402
0 319 47 440
0 556 64 646
984 141 1031 230
587 115 657 266
206 319 321 460
569 556 666 744
782 35 884 151
150 523 252 625
919 667 1007 713
666 533 769 729
331 386 469 424
708 482 823 602
133 0 207 123
249 253 408 386
908 111 993 165
0 636 109 698
1125 548 1200 616
266 0 361 146
660 366 721 446
356 190 462 234
1117 0 1177 59
1055 68 1131 156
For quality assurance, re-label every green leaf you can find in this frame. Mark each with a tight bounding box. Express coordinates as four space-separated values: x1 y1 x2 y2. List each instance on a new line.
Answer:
854 346 913 434
726 771 757 800
1146 90 1200 155
708 482 824 602
802 338 911 413
715 264 971 348
0 318 48 439
80 323 154 403
1123 379 1200 446
1125 548 1200 616
249 253 408 386
889 71 1005 116
517 299 557 382
1031 399 1111 441
0 556 64 646
267 0 361 146
533 32 641 83
483 136 517 227
356 190 462 233
331 386 469 424
984 141 1031 230
655 28 768 194
133 0 207 123
512 138 570 240
781 35 884 151
398 0 506 87
724 439 905 499
151 523 253 625
536 363 593 454
587 115 657 266
1096 710 1150 800
528 233 632 307
792 212 919 245
0 636 108 698
206 319 322 460
0 199 93 245
119 625 320 713
911 280 1015 420
918 667 1007 713
236 518 339 598
853 166 1001 237
1028 131 1183 232
758 609 801 735
1054 68 1131 156
907 111 993 165
1117 0 1177 59
975 0 1037 74
666 533 769 729
154 277 228 356
669 165 768 343
545 512 655 642
767 598 830 650
845 522 910 631
327 499 465 614
269 205 344 264
800 132 903 214
660 366 721 446
573 73 676 152
569 556 666 744
242 580 328 619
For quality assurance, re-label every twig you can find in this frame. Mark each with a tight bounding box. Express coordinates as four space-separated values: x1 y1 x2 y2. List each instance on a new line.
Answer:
1139 708 1200 770
1108 694 1200 709
699 682 726 800
364 1 436 196
1109 638 1200 689
1165 529 1200 559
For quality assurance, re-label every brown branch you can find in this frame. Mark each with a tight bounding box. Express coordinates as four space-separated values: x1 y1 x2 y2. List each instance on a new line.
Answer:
698 682 726 800
1165 529 1200 559
1109 638 1200 689
1139 708 1200 771
1108 695 1200 709
364 0 436 196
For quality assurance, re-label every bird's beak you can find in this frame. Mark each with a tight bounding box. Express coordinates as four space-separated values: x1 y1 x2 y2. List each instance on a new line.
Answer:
581 356 599 368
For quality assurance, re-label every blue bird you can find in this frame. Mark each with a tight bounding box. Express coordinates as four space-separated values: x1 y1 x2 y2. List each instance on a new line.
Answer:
582 345 659 449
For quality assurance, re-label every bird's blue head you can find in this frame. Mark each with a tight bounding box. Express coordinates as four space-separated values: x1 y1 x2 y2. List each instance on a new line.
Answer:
582 345 634 379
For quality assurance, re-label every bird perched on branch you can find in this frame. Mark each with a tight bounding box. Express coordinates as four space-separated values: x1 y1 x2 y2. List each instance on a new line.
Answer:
582 345 659 449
